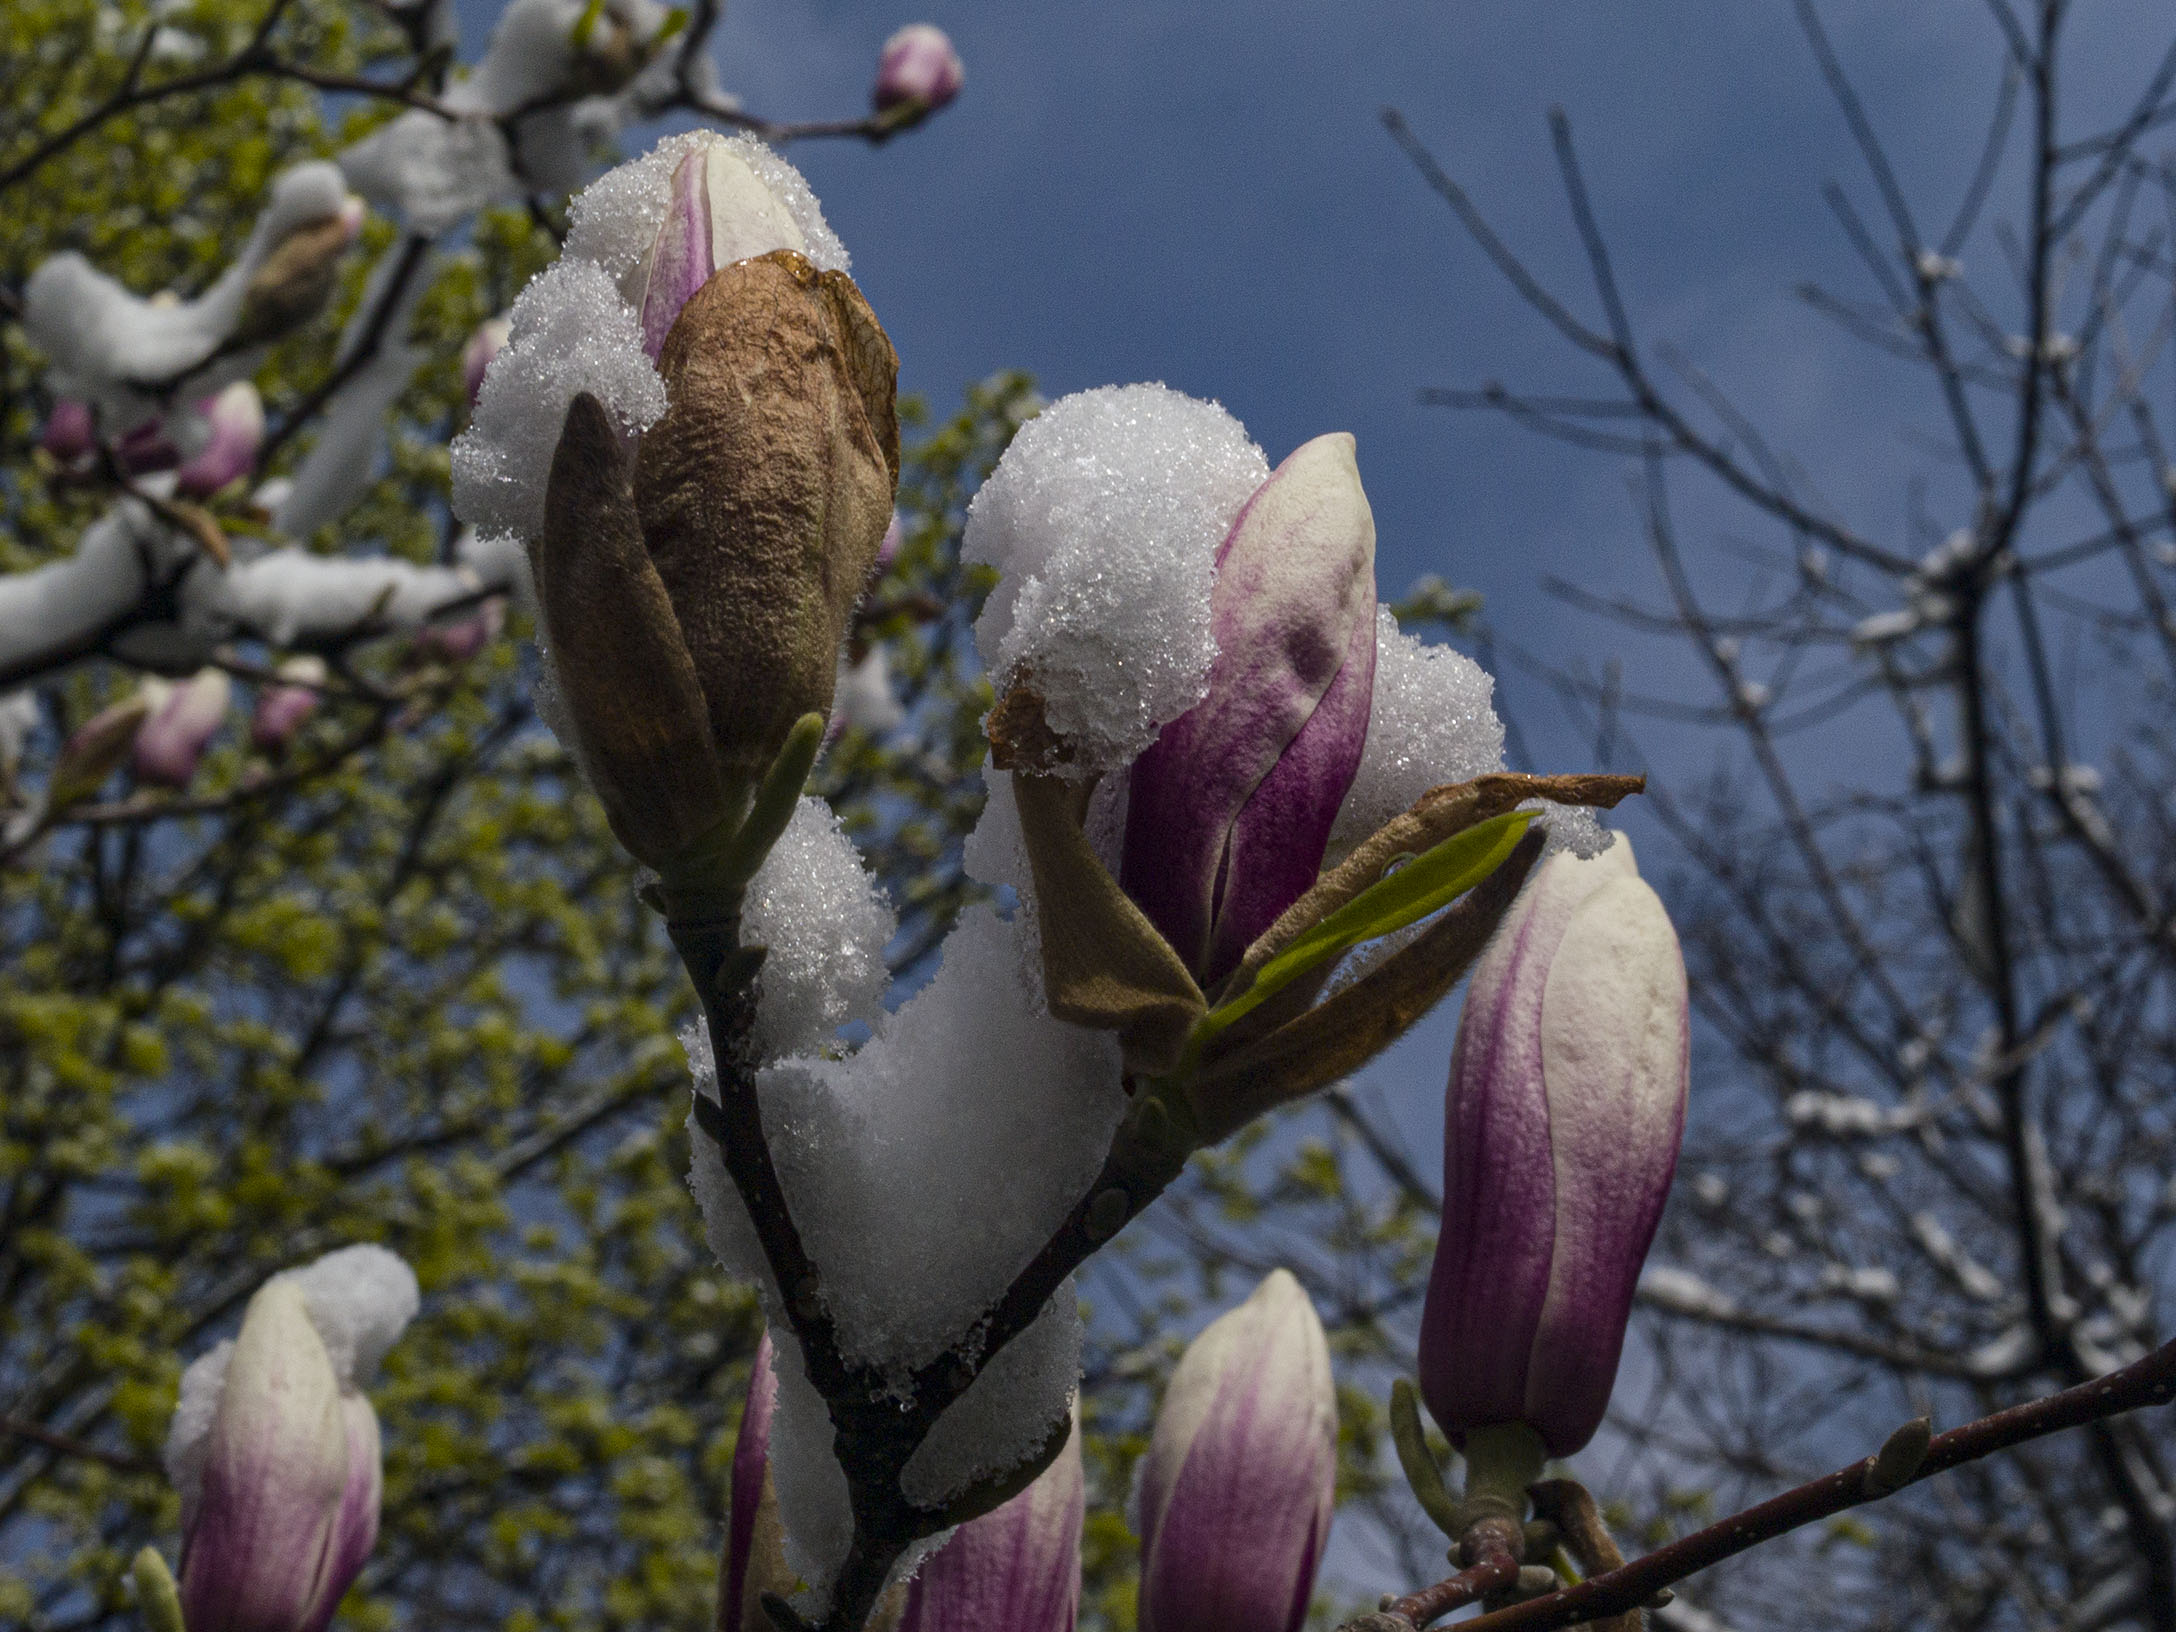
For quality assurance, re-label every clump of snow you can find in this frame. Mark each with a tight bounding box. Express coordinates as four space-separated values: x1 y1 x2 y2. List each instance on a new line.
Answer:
276 1243 422 1386
899 1288 1080 1507
964 384 1268 772
683 905 1114 1596
25 162 352 422
760 904 1121 1372
743 798 896 1062
162 1339 234 1520
1330 609 1505 855
340 115 516 233
450 257 665 540
767 1328 854 1609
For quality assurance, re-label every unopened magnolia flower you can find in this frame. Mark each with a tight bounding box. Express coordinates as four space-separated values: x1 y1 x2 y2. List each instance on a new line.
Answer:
462 318 510 407
164 1245 419 1632
175 384 267 499
721 1332 792 1632
40 399 95 464
898 1411 1082 1632
1120 433 1376 985
872 25 964 116
1136 1269 1335 1632
134 668 233 789
1418 839 1688 1458
48 680 169 808
252 657 329 754
413 598 505 665
523 136 898 868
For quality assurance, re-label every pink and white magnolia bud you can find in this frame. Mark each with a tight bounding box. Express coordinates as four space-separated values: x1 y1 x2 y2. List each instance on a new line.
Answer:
176 384 266 498
638 139 809 361
170 1246 418 1632
251 656 327 754
720 1333 794 1632
898 1412 1082 1632
1120 433 1377 984
413 597 505 666
134 668 233 788
1137 1269 1336 1632
462 317 510 408
872 25 963 115
50 681 168 807
876 510 905 572
41 399 95 463
1418 839 1688 1458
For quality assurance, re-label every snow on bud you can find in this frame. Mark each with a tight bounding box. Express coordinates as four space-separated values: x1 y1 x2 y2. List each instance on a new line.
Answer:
638 142 808 360
1136 1269 1335 1632
1418 840 1688 1458
176 384 266 498
1121 434 1377 985
134 668 233 789
251 657 326 754
872 25 964 117
461 317 509 407
166 1246 418 1632
898 1412 1082 1632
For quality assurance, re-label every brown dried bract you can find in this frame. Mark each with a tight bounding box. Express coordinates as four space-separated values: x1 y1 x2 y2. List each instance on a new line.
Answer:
984 679 1077 772
635 249 899 787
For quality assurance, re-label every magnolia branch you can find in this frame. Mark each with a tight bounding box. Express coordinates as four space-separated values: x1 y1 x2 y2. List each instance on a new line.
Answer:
1366 1335 2176 1632
678 797 1567 1630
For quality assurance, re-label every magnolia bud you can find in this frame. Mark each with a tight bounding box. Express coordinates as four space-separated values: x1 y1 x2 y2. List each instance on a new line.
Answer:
638 143 808 361
170 1246 418 1632
176 384 266 498
231 195 365 349
41 399 95 464
50 681 168 808
1137 1269 1336 1632
462 317 510 408
1121 434 1377 985
897 1412 1082 1632
414 598 505 666
251 657 327 754
535 142 897 872
872 25 964 117
134 668 233 789
721 1333 793 1632
1418 840 1688 1458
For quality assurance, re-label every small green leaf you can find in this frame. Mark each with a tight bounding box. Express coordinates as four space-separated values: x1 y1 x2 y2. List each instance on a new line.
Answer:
653 7 689 45
1194 808 1534 1049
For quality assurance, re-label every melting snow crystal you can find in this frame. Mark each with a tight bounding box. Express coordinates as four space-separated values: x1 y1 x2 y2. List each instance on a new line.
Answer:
964 384 1268 771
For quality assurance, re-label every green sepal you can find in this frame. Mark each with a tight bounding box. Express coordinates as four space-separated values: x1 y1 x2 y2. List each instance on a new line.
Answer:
131 1548 185 1632
655 714 826 922
1390 1379 1463 1541
1193 809 1534 1051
